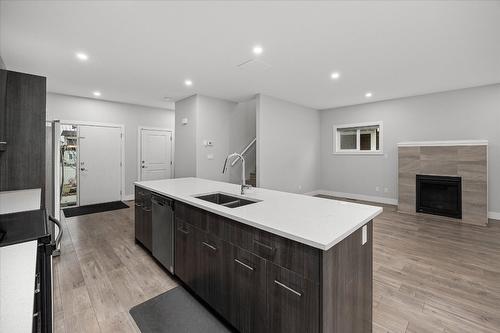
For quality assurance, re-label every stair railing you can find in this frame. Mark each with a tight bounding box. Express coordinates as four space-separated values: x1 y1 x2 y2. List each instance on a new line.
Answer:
231 138 256 166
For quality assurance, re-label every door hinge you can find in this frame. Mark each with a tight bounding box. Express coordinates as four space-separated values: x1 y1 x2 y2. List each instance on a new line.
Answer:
120 133 123 139
120 161 122 167
170 161 172 165
170 135 172 141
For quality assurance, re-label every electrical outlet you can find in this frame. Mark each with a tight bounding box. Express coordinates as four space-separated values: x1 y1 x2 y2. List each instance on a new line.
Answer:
298 185 302 190
384 187 388 193
375 186 380 192
207 154 214 160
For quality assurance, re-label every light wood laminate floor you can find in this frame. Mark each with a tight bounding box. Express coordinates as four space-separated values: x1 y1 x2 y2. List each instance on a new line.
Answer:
53 199 500 333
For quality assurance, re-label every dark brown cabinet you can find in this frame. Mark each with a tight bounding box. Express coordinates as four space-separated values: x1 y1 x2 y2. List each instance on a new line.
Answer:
174 201 322 333
149 195 372 333
196 231 225 313
0 69 7 152
134 186 152 251
174 220 197 285
222 242 267 333
267 263 319 333
0 70 46 207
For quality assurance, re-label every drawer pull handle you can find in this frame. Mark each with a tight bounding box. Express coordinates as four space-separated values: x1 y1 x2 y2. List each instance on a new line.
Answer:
202 242 217 251
178 227 190 234
143 208 152 212
135 203 142 207
254 240 274 252
274 280 302 297
234 258 254 271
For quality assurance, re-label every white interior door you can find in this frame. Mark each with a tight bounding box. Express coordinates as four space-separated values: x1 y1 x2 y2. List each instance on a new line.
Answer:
140 129 172 181
79 125 122 205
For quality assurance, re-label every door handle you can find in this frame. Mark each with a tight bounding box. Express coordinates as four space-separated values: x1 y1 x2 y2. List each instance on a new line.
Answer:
48 215 63 256
234 258 254 271
202 242 217 251
274 280 302 297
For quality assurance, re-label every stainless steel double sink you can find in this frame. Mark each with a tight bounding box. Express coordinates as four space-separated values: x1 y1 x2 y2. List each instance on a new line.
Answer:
194 192 260 208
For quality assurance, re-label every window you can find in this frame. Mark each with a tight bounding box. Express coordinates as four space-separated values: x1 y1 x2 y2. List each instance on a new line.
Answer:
334 122 383 154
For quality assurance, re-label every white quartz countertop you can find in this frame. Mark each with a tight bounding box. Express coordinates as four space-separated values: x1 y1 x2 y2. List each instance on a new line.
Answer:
135 178 383 250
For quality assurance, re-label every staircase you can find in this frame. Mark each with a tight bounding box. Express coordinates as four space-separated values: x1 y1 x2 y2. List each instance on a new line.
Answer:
246 172 257 187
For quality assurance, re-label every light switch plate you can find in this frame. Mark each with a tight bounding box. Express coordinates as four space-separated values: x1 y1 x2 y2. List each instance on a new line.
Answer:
207 154 214 160
362 225 367 245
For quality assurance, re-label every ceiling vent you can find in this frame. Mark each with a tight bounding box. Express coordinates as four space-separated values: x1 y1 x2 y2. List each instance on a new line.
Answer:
236 58 272 71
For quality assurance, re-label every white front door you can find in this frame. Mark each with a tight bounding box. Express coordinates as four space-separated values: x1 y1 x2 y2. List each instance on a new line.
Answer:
140 129 172 181
79 125 122 205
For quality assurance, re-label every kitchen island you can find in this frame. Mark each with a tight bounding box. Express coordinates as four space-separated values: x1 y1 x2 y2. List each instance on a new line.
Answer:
134 177 382 333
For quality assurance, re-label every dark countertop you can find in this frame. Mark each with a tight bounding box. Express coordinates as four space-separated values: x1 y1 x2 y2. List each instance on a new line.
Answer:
0 209 50 247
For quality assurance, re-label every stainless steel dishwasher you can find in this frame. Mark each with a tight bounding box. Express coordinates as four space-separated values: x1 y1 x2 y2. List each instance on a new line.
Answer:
151 194 174 274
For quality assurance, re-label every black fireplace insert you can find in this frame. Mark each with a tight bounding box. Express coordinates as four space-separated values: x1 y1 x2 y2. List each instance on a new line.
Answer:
416 174 462 219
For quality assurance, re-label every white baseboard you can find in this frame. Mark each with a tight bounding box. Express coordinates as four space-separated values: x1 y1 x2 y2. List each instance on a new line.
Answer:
122 194 135 201
305 189 500 221
488 211 500 220
304 189 398 205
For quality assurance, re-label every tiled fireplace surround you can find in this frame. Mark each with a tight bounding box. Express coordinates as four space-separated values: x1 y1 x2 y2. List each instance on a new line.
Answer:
398 141 488 226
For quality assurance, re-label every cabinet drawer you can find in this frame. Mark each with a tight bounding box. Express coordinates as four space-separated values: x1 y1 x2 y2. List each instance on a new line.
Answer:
253 230 320 283
135 186 145 203
213 212 320 282
180 202 320 282
175 201 208 230
267 263 320 333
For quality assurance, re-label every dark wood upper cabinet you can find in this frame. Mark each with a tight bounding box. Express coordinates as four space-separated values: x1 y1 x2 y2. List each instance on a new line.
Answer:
0 70 46 208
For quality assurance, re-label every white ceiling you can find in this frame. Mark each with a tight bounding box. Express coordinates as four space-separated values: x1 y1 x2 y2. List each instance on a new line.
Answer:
1 1 499 110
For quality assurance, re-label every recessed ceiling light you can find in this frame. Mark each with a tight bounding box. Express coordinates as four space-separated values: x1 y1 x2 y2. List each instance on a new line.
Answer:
93 91 101 97
253 45 263 55
330 72 340 80
365 92 373 98
76 52 89 61
184 79 193 86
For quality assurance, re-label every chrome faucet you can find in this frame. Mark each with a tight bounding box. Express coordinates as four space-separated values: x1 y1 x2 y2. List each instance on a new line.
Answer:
222 152 252 195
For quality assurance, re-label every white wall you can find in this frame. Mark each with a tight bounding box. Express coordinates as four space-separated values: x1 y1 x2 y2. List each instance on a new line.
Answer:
196 95 236 182
229 98 256 184
174 94 255 183
257 94 320 193
46 93 175 198
319 84 500 214
174 95 198 178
